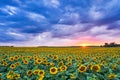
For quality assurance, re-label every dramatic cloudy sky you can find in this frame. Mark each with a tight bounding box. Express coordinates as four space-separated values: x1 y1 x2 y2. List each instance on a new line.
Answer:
0 0 120 46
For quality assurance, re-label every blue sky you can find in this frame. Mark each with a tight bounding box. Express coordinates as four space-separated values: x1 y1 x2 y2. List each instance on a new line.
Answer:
0 0 120 46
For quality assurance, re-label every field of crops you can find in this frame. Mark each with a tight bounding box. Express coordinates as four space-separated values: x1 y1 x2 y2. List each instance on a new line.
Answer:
0 47 120 80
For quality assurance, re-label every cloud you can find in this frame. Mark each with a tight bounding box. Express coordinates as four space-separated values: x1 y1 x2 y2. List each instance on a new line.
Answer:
58 12 80 25
89 6 103 20
26 12 47 22
0 5 18 16
43 0 60 8
51 23 93 38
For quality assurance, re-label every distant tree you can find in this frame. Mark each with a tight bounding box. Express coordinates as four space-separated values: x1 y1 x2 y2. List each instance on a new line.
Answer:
104 43 109 47
109 42 116 47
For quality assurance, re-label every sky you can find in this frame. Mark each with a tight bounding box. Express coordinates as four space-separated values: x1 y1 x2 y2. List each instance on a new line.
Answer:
0 0 120 46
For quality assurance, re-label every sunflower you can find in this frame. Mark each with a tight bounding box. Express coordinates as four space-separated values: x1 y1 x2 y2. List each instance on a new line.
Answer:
33 69 40 75
53 55 58 60
78 65 87 73
12 74 20 79
6 71 14 79
38 70 45 76
7 74 13 79
3 62 8 67
2 59 6 62
34 61 38 65
46 62 50 66
70 74 76 79
91 64 101 72
43 60 47 64
9 57 14 62
60 65 67 72
67 62 72 67
23 60 29 64
108 74 117 79
36 59 42 64
50 67 58 75
10 64 16 69
14 55 19 60
7 70 14 75
87 64 92 70
27 56 32 59
58 61 64 67
50 62 55 66
27 70 32 76
15 62 20 66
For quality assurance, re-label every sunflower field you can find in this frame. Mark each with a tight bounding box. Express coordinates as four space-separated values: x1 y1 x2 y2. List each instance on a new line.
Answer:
0 47 120 80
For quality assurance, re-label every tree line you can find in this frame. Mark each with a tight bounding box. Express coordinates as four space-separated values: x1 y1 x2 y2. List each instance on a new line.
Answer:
103 42 120 47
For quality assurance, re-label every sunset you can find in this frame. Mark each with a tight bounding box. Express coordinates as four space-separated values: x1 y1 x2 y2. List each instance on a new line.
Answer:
0 0 120 80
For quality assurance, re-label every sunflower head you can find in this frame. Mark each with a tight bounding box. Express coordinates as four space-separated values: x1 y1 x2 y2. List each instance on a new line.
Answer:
108 73 117 79
23 60 29 64
15 62 20 66
36 59 42 64
50 62 55 66
9 57 14 62
38 70 45 76
92 64 101 72
27 70 32 76
67 62 72 67
14 55 19 60
60 65 67 72
70 74 76 79
4 62 8 67
50 67 58 75
33 69 40 75
58 61 64 67
78 65 87 73
12 74 20 79
53 55 58 60
10 64 16 69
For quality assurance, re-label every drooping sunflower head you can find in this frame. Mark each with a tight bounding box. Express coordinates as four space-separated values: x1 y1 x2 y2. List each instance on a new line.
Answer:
50 67 58 75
